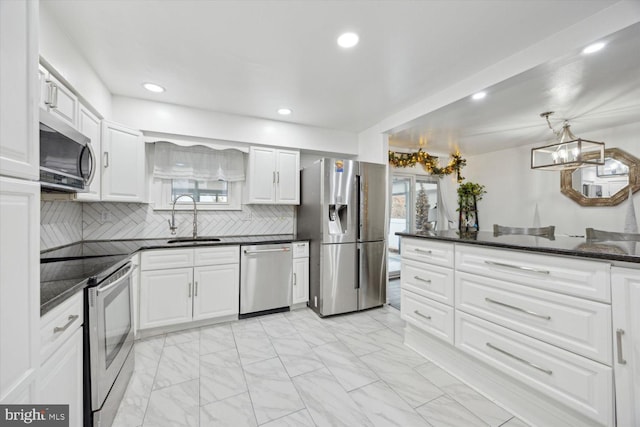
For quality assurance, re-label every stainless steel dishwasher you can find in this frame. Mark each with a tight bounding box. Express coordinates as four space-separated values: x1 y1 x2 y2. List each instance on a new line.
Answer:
240 243 292 316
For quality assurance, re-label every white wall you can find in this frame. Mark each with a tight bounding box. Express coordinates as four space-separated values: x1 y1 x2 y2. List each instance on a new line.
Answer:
459 121 640 235
39 4 112 118
112 96 358 155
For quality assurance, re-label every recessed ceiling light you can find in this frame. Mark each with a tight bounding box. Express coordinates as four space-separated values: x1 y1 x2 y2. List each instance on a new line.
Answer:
471 91 486 100
582 42 606 54
143 82 165 93
337 32 359 48
277 108 292 115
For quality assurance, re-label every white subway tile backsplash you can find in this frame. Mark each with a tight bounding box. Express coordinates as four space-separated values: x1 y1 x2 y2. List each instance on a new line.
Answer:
41 201 83 251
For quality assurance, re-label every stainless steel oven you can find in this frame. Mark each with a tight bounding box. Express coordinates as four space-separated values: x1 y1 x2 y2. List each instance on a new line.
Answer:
85 261 135 427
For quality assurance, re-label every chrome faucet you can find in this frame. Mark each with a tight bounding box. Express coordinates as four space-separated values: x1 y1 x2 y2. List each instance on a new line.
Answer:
168 194 198 238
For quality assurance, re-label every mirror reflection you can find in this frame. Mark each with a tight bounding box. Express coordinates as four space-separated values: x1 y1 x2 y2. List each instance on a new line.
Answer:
561 148 640 206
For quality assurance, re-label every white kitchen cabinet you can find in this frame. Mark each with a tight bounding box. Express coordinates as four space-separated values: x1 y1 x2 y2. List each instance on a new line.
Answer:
40 70 79 129
101 121 146 202
193 264 240 320
38 329 83 427
612 267 640 427
139 267 194 329
139 246 240 330
247 146 300 204
0 0 39 181
292 257 309 305
0 177 39 403
74 104 102 201
38 292 83 427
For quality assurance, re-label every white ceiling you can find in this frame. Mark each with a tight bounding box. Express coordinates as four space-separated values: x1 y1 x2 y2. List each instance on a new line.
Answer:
43 0 623 136
388 21 640 156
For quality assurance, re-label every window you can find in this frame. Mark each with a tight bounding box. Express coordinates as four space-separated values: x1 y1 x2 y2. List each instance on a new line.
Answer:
171 179 228 203
151 178 242 210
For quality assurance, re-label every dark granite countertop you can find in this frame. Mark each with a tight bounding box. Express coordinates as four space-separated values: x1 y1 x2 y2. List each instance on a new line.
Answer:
396 230 640 264
40 234 303 315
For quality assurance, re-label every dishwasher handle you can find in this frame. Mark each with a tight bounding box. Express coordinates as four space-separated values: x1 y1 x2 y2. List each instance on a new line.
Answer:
243 247 291 255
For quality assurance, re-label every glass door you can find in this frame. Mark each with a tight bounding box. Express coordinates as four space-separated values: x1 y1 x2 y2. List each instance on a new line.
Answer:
388 176 412 279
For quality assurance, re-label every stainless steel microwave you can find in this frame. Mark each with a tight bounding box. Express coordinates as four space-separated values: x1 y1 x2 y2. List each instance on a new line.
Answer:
40 109 95 192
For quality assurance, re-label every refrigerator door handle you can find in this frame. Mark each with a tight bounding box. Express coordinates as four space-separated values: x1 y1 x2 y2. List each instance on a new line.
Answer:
356 174 362 240
355 244 360 289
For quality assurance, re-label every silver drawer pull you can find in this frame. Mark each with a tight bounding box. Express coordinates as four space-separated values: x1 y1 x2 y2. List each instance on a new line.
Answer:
414 248 432 255
486 342 552 375
485 298 551 320
414 276 431 284
484 260 550 275
413 310 431 320
616 329 627 365
53 315 79 333
244 247 291 255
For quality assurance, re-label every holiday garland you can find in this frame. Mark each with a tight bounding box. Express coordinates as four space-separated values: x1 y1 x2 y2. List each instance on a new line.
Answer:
388 149 466 182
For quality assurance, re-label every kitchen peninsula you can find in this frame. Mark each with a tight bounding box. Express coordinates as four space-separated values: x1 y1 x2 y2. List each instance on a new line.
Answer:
396 230 639 427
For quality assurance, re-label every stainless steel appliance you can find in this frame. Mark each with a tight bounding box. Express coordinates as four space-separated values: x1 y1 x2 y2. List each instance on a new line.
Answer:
84 260 135 427
40 108 95 192
297 158 386 317
240 243 292 317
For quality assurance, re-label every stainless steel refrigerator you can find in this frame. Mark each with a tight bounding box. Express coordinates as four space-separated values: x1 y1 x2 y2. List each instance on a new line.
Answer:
297 158 386 317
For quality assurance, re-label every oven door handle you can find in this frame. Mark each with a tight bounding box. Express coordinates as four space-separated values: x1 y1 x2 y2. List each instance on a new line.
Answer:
97 263 135 295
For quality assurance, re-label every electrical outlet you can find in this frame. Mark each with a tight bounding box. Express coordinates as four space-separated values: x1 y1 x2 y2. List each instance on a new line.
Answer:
101 211 111 222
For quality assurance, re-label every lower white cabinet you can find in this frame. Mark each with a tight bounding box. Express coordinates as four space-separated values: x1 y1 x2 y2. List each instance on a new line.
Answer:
139 247 240 330
292 241 309 305
612 267 640 427
37 328 83 427
193 264 240 320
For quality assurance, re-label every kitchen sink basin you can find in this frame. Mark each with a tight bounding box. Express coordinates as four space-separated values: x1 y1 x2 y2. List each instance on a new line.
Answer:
167 237 221 244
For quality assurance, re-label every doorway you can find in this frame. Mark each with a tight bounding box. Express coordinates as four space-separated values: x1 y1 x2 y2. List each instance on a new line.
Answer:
388 172 439 309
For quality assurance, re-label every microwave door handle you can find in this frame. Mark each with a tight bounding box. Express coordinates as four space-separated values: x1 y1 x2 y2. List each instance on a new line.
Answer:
82 143 97 186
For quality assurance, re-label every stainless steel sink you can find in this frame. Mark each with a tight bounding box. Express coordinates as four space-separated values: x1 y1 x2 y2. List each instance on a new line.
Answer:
166 237 221 244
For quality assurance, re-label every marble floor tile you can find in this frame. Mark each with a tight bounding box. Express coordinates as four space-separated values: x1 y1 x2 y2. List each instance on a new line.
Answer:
153 340 199 390
333 329 383 356
199 324 236 355
233 330 278 366
361 350 443 408
340 311 387 334
199 349 247 405
313 341 379 391
259 409 316 427
270 334 324 377
284 308 317 321
200 392 257 427
242 357 305 424
415 395 487 427
415 363 511 426
231 317 266 335
112 371 155 427
349 380 433 427
500 417 530 427
260 316 298 338
143 379 199 427
291 317 338 347
164 327 200 346
134 335 165 375
293 367 374 427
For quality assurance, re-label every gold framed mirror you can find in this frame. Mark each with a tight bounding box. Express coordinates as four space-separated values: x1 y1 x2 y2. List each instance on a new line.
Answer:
560 148 640 206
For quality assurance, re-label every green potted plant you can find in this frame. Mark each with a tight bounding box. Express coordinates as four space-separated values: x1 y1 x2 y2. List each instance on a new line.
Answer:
457 181 486 231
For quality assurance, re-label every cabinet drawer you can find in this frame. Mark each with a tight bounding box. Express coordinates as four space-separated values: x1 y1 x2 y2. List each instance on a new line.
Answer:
455 245 611 302
40 291 83 361
401 259 453 306
292 241 309 258
141 248 194 270
401 238 453 268
194 246 239 266
456 272 612 365
456 312 613 426
401 290 454 344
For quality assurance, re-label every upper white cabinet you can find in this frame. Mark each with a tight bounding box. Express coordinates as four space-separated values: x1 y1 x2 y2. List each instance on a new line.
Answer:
612 267 640 427
101 120 146 202
0 177 40 403
0 0 39 181
38 64 79 129
247 146 300 204
74 105 101 201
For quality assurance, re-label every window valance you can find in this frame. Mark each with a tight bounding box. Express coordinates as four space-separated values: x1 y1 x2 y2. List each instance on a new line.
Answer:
152 141 245 182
